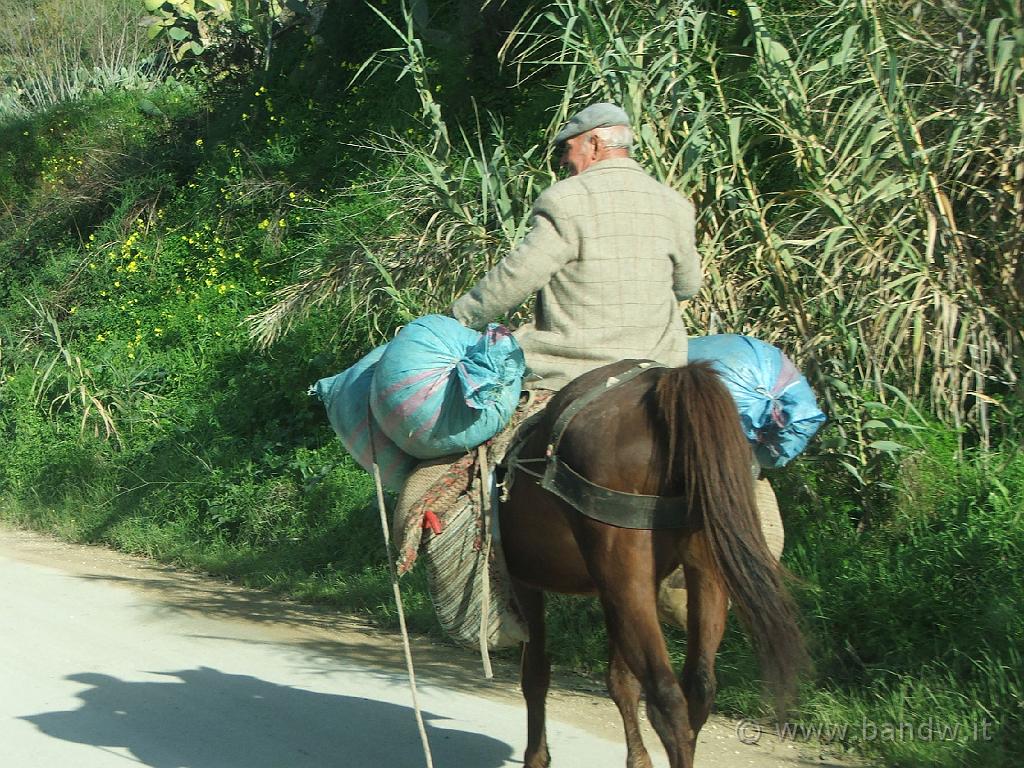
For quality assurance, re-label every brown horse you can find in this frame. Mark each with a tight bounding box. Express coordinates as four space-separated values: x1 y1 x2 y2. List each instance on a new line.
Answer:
498 360 807 768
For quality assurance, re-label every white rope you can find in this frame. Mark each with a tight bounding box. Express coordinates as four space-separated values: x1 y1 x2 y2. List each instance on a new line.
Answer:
507 456 546 482
371 459 435 768
477 446 494 680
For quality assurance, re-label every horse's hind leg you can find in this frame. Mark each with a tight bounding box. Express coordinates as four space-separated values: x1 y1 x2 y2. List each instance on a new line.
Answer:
515 583 552 768
587 544 693 768
680 532 729 751
607 641 654 768
602 596 692 768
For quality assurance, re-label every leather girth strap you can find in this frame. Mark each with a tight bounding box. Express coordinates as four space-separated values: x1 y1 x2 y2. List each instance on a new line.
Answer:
537 362 691 530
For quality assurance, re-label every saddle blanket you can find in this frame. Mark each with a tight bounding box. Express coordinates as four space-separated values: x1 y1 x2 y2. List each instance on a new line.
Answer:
393 390 555 650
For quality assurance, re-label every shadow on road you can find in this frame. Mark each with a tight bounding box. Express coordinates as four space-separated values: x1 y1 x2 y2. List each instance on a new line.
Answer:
72 570 523 690
22 667 515 768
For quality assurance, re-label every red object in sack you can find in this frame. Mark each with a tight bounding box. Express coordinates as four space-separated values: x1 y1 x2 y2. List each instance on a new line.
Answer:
422 510 443 535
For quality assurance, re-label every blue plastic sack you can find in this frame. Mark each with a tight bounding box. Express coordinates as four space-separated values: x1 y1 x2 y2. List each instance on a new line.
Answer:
313 345 419 491
688 334 826 468
370 315 526 460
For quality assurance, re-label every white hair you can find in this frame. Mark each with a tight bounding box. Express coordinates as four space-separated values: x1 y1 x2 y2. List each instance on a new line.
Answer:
591 124 634 151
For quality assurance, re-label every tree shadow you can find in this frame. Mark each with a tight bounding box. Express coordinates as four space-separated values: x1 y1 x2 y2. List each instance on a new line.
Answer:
22 667 514 768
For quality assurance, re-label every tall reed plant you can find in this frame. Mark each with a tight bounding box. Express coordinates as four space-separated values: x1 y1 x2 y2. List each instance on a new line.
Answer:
250 0 1023 451
0 0 167 120
504 0 1022 441
246 0 553 347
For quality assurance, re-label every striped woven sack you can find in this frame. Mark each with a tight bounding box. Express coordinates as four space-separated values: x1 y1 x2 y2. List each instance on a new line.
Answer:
370 315 526 460
392 391 555 650
688 334 826 468
313 345 418 491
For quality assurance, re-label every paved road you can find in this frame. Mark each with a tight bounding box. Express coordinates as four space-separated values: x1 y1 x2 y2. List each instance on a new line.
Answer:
0 527 838 768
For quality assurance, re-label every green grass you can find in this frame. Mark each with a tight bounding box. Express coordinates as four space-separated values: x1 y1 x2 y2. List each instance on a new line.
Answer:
0 0 163 120
763 436 1024 766
0 29 447 646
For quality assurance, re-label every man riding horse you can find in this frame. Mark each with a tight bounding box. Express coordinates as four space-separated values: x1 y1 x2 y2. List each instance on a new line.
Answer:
450 102 702 391
446 105 805 768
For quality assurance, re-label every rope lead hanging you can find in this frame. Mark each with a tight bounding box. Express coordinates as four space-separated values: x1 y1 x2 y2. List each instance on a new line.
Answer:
370 445 435 767
477 446 494 680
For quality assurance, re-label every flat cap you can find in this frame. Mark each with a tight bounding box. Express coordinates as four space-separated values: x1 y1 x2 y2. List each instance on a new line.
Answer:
553 103 630 144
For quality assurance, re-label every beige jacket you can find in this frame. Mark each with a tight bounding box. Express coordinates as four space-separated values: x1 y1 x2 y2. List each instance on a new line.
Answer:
451 157 701 390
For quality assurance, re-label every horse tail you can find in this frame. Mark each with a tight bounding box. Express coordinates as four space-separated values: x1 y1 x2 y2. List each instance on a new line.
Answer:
656 361 808 708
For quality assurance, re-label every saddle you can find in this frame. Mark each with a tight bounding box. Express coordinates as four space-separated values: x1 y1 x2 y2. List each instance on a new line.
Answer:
504 361 696 529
